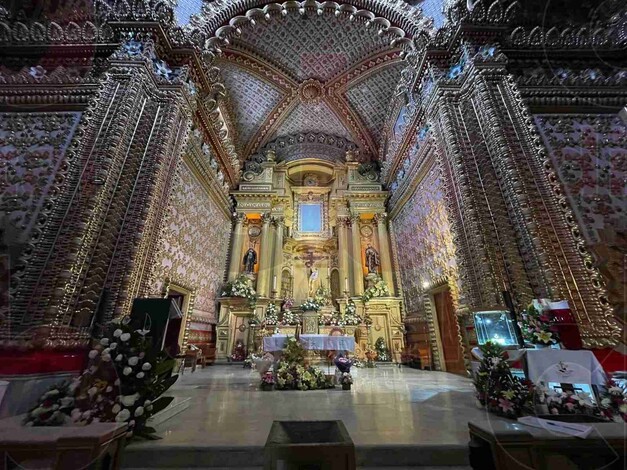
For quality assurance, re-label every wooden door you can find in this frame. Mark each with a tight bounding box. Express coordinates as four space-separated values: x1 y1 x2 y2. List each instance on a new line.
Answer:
433 290 466 374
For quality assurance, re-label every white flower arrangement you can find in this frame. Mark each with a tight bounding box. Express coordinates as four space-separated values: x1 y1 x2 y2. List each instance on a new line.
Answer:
281 309 301 325
362 278 390 302
300 298 321 312
343 300 361 325
221 275 258 305
265 303 279 325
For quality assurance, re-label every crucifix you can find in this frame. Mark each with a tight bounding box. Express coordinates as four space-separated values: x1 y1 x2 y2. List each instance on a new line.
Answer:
304 250 323 298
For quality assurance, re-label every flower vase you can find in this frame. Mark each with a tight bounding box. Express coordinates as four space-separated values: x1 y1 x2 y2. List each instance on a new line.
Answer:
261 383 274 391
342 383 351 391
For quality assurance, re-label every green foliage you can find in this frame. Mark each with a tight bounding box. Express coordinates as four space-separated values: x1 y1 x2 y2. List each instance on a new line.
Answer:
282 337 306 364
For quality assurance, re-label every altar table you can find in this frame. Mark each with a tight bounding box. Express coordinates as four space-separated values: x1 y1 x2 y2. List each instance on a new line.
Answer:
470 348 607 385
263 335 355 352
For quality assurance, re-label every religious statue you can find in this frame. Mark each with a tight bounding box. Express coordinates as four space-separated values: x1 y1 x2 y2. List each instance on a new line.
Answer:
308 267 319 297
365 244 380 274
243 247 257 273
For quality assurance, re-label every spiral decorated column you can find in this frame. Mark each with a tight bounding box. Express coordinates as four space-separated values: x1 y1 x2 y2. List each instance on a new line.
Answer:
350 215 364 296
256 212 273 297
228 213 246 281
337 216 350 295
374 213 395 295
271 216 285 297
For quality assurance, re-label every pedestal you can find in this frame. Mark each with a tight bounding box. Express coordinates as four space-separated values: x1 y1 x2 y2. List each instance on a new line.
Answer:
302 311 320 334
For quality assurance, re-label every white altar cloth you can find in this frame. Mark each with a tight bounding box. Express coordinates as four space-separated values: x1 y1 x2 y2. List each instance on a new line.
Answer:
263 335 289 352
525 349 606 386
299 334 355 351
262 334 355 352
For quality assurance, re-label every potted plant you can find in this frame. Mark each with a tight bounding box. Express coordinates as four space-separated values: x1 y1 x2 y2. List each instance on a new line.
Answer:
260 371 275 391
340 372 353 390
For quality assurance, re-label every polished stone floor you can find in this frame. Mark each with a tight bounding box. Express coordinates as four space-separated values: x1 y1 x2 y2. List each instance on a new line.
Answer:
123 364 493 467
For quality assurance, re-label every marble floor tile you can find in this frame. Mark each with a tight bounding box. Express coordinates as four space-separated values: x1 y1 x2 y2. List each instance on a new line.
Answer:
123 365 505 467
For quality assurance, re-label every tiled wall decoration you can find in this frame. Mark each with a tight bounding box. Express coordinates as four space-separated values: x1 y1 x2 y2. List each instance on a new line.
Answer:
391 164 460 316
535 114 626 244
150 161 231 322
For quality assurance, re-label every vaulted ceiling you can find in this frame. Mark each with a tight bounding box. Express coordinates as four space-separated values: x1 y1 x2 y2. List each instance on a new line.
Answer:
217 10 406 161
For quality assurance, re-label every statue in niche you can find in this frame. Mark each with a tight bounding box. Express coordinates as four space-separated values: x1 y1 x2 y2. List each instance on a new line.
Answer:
365 244 380 274
308 266 319 298
243 247 257 273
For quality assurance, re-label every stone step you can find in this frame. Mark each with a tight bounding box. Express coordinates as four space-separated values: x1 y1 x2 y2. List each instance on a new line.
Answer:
147 396 192 427
122 444 469 468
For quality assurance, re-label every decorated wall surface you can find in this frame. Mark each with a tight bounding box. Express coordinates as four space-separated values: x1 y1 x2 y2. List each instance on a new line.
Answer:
535 114 626 322
391 163 459 316
535 115 625 244
0 112 81 334
149 160 231 323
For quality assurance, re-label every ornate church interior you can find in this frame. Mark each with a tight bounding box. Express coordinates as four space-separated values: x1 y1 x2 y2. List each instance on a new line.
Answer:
0 0 625 469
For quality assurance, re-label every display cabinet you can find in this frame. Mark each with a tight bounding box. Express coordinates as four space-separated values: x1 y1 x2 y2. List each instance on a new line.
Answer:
473 310 518 347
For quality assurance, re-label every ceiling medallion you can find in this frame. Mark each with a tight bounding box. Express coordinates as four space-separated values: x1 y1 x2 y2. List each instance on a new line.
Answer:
298 79 324 105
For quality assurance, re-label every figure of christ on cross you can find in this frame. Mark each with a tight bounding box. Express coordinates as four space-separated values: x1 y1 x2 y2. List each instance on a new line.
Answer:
304 250 323 298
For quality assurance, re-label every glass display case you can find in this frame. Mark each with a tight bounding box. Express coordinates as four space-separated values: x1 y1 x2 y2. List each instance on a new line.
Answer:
473 310 518 346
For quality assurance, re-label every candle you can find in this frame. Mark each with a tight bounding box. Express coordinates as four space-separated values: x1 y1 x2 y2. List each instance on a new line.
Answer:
273 275 277 290
344 277 349 291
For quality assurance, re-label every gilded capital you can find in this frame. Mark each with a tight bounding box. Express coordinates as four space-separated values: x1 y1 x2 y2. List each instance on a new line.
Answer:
261 212 272 225
233 213 247 224
336 216 350 227
373 212 388 225
272 216 285 227
350 214 361 225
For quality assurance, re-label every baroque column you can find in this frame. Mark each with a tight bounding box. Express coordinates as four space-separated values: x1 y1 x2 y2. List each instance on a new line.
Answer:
227 213 246 281
374 213 395 295
256 213 273 298
271 216 285 297
337 216 350 295
350 215 364 296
